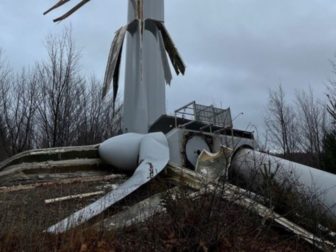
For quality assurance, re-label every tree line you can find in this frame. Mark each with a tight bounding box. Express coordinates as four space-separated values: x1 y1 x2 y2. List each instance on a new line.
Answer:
0 30 121 161
264 80 336 173
1 28 335 174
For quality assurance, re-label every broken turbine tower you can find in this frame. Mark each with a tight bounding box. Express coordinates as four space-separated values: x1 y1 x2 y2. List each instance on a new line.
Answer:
101 0 185 133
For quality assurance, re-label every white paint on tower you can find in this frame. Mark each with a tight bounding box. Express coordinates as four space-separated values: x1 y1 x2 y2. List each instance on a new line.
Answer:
123 0 166 133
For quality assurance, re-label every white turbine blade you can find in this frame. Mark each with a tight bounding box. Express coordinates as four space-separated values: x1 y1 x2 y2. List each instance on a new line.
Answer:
158 23 186 75
102 26 127 100
47 132 169 234
144 19 172 85
145 19 186 76
158 32 173 84
102 19 140 101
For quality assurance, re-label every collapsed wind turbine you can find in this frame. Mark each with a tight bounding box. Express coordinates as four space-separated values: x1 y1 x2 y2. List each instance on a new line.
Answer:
2 0 335 244
42 0 186 233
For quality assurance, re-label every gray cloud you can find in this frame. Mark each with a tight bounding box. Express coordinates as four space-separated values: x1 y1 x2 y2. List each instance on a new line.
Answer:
1 0 336 139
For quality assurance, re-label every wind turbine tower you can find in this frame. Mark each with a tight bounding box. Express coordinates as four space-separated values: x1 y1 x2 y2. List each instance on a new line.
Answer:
102 0 185 133
123 0 165 133
44 0 185 134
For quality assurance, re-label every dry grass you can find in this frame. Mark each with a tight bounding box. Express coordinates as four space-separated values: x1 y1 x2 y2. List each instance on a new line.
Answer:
0 176 315 252
230 161 336 248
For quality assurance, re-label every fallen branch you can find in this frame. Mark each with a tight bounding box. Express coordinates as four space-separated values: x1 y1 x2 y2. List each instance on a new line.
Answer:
0 145 99 171
0 174 125 193
45 191 105 204
0 159 103 183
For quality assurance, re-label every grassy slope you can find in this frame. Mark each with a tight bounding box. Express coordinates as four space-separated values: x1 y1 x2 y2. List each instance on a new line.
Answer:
0 179 313 252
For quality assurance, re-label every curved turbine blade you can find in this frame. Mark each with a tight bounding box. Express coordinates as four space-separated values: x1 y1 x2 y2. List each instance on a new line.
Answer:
145 19 186 76
47 132 169 234
144 19 172 85
158 31 173 85
44 0 71 15
102 19 140 108
102 26 128 105
53 0 90 22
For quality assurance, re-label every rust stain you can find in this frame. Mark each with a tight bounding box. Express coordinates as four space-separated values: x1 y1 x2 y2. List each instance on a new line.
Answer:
136 0 144 21
146 162 154 179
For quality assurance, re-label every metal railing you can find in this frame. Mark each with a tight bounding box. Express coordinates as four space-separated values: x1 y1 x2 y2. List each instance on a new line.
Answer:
174 101 232 129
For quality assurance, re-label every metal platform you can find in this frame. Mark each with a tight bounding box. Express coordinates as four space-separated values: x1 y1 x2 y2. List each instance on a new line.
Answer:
149 101 253 140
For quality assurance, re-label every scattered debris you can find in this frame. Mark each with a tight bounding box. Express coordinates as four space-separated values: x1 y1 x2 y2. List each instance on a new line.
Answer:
45 191 105 204
0 174 125 193
166 164 336 251
0 145 99 171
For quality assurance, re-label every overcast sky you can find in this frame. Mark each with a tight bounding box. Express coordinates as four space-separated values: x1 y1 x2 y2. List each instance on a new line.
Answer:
1 0 335 142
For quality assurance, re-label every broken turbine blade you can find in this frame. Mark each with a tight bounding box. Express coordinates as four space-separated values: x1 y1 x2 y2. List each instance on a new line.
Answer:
101 19 141 103
46 132 169 234
145 19 186 76
101 17 185 112
157 31 173 85
53 0 91 22
43 0 71 15
144 19 172 85
102 26 128 101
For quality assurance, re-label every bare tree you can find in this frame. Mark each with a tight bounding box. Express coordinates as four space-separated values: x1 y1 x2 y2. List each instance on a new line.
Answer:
296 88 327 168
327 94 336 123
0 30 122 160
264 85 299 156
0 52 38 157
326 63 336 124
35 29 122 148
320 62 336 172
0 68 39 156
74 76 121 145
0 49 11 159
35 29 85 148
